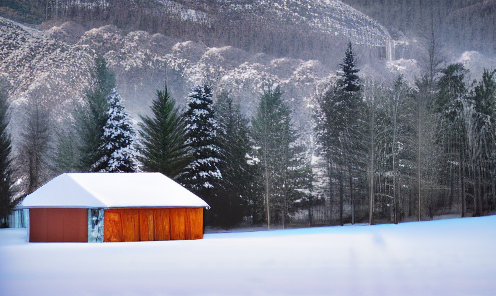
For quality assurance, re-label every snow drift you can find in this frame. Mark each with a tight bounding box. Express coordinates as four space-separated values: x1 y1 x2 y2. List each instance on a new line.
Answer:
0 215 494 296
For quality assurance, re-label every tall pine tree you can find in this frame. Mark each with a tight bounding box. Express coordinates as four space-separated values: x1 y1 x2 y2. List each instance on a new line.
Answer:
138 84 191 179
74 56 115 172
315 42 367 225
251 84 309 228
435 64 468 215
213 91 253 228
0 83 15 226
182 84 221 203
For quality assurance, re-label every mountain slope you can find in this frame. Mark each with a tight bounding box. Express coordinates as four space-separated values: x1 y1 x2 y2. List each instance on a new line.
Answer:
0 16 335 151
1 0 394 63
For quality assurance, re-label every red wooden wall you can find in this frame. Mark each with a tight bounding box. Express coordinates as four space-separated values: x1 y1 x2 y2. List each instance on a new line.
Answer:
29 208 88 242
104 207 203 242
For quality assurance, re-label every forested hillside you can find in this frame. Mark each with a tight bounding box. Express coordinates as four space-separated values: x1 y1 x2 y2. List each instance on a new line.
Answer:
342 0 496 55
0 0 495 228
0 0 393 64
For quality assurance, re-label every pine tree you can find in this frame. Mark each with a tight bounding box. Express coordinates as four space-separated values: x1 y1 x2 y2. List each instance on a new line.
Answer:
51 125 79 175
251 84 308 228
467 69 496 215
93 88 136 172
413 75 440 220
182 84 222 195
0 83 15 226
435 63 468 216
213 91 253 228
138 84 191 179
340 42 360 93
74 56 115 172
315 42 366 225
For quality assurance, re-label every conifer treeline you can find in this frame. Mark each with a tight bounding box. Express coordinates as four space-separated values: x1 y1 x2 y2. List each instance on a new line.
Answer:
315 43 496 225
342 0 496 55
1 44 495 229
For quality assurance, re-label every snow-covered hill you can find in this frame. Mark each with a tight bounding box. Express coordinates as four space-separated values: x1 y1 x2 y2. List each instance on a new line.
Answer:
1 215 495 296
0 15 335 147
1 0 494 150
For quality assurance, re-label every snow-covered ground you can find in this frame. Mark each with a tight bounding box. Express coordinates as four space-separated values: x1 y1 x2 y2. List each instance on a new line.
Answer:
1 216 495 296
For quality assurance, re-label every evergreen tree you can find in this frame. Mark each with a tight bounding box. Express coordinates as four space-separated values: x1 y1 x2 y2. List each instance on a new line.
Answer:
340 42 360 93
315 42 367 225
138 84 191 179
413 75 441 220
182 84 222 196
374 76 416 223
93 88 136 172
435 63 468 216
51 125 79 175
251 84 309 228
466 69 496 215
213 91 253 228
74 56 115 172
0 83 15 226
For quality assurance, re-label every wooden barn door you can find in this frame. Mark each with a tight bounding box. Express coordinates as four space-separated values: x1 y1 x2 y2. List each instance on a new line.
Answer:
185 208 203 240
29 208 87 243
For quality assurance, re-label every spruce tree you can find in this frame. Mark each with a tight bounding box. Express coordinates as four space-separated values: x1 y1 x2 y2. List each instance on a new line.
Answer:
251 84 309 228
93 88 136 172
340 42 360 93
467 69 496 215
182 84 222 195
214 91 253 227
435 64 468 215
315 42 366 225
138 84 191 179
74 56 115 172
0 83 15 226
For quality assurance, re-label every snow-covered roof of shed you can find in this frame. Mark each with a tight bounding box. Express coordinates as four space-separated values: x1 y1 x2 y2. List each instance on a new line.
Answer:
21 173 209 209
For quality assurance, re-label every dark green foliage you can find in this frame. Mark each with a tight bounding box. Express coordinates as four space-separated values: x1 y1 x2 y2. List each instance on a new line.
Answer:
73 56 115 172
339 42 360 93
0 82 15 225
251 85 311 227
315 42 367 225
51 126 79 175
138 84 191 179
436 63 468 117
473 69 496 119
467 69 496 214
213 91 253 228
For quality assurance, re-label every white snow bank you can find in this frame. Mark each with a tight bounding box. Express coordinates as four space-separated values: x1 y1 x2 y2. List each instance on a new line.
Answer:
0 216 495 296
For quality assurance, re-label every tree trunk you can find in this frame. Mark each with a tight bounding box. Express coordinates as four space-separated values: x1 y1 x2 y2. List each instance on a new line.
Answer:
369 103 375 225
339 170 343 226
349 164 354 225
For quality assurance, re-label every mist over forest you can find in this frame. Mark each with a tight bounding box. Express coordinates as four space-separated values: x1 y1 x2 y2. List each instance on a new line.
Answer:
0 0 495 228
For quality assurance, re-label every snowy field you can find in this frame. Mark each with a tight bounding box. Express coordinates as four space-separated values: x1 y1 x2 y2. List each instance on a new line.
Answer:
1 216 495 296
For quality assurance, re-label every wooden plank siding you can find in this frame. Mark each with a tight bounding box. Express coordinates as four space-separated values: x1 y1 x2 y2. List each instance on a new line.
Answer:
104 208 203 242
185 208 203 240
29 208 88 243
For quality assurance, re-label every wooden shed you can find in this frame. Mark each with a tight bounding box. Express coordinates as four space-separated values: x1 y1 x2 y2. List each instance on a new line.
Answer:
21 173 209 243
